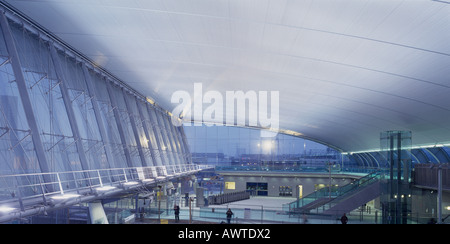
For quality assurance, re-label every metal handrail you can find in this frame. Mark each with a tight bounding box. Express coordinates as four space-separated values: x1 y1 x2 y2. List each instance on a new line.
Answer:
0 164 208 221
284 170 381 212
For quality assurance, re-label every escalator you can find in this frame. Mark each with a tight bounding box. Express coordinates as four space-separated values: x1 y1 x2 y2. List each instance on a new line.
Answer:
285 171 382 216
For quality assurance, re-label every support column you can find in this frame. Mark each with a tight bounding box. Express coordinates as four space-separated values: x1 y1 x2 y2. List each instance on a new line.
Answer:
165 115 185 165
158 112 179 165
437 164 443 224
0 12 52 184
123 90 148 167
81 64 117 169
154 110 175 165
105 79 134 168
136 99 157 166
49 44 90 172
88 201 109 224
167 116 186 165
145 104 166 166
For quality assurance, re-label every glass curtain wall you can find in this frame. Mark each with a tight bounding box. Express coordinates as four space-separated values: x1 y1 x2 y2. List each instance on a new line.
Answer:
0 20 38 175
183 124 341 169
0 14 189 177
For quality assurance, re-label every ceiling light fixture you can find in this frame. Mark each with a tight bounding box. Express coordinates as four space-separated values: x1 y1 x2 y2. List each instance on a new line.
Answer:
0 206 15 213
123 181 138 186
51 193 80 200
96 186 116 191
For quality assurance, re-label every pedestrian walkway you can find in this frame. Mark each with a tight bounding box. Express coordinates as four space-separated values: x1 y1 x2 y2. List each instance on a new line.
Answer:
207 196 296 211
144 196 379 224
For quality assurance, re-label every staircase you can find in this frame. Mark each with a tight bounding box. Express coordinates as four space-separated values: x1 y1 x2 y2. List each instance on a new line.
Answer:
285 171 382 215
322 179 380 215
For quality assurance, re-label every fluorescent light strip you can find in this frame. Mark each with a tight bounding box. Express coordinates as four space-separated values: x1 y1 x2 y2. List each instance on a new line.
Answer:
344 142 450 155
51 193 80 200
0 206 15 213
124 181 138 186
96 186 116 191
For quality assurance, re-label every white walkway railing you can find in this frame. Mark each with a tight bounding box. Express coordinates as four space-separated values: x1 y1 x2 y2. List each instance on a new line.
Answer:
0 164 213 222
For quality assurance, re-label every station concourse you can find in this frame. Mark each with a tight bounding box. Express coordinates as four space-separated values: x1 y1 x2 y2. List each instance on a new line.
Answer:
0 0 448 224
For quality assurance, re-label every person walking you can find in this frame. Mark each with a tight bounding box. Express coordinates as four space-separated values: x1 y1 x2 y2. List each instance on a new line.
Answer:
174 205 180 223
226 208 233 224
302 213 308 224
340 213 348 224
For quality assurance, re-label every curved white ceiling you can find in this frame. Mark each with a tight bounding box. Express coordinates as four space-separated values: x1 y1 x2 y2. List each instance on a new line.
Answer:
6 0 450 152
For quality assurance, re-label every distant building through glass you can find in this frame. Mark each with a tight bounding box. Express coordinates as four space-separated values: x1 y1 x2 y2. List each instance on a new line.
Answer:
184 124 342 168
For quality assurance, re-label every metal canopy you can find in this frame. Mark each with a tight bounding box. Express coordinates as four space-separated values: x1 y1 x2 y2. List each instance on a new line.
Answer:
5 0 450 152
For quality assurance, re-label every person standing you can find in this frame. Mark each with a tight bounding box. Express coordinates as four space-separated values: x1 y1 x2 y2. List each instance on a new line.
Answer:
340 213 348 224
174 205 180 223
226 208 233 224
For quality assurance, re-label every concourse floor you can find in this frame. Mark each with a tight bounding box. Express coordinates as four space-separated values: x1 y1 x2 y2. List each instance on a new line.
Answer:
141 196 378 224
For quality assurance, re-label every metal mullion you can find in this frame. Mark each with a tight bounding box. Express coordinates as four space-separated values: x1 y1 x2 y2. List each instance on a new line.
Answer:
156 110 176 165
145 103 166 166
136 99 157 166
165 115 186 165
161 114 182 165
49 44 91 174
105 79 133 168
154 109 176 165
0 11 53 188
123 90 148 167
81 63 116 169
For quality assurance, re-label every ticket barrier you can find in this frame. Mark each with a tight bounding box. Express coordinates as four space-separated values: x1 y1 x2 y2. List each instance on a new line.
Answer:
208 190 250 205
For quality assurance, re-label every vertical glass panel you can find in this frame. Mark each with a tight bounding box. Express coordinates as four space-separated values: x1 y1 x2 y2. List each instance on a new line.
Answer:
170 120 187 164
0 23 40 175
146 105 164 166
124 92 152 166
184 124 339 168
148 107 170 165
108 85 141 167
161 113 181 165
56 51 108 170
380 130 412 224
137 101 160 166
155 110 176 165
11 23 78 173
89 71 126 168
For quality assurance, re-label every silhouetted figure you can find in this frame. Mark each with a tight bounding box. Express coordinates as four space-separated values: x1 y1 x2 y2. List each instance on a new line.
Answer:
340 213 348 224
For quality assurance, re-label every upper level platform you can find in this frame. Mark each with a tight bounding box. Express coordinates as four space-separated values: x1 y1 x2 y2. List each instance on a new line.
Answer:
0 164 212 223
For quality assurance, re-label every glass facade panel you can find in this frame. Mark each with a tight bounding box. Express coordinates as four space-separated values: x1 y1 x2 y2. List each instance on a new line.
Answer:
56 52 107 170
138 101 161 166
89 71 127 169
148 108 170 165
155 110 176 165
0 13 191 176
0 24 40 174
108 84 141 167
161 114 181 165
184 124 341 167
124 91 152 167
12 22 78 173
